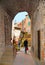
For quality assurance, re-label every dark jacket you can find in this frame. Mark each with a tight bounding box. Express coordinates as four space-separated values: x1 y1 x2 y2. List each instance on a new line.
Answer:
24 40 28 47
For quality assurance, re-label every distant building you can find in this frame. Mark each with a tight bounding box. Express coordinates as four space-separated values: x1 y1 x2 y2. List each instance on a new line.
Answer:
22 15 31 34
12 15 31 40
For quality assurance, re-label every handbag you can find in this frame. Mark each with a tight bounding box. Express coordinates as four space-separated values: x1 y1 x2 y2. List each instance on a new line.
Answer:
26 47 28 50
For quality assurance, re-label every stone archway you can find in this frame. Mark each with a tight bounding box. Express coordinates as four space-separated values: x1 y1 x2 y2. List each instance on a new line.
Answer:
0 0 45 64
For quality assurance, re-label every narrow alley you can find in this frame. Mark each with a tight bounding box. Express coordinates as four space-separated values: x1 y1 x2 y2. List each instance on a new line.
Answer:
0 0 45 65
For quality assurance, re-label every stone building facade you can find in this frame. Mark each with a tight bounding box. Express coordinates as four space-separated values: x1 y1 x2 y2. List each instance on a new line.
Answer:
32 0 45 64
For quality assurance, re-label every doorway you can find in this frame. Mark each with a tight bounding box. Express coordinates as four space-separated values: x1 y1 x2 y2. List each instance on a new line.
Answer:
37 30 40 60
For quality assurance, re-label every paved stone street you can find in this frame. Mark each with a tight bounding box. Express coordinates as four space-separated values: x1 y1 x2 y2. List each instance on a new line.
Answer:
13 51 36 65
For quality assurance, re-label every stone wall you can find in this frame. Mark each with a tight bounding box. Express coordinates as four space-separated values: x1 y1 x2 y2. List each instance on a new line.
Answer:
32 0 45 63
0 6 5 61
4 13 12 46
0 6 12 61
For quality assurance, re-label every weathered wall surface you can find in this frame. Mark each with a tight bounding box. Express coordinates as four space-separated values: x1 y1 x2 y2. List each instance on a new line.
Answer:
0 6 12 61
0 6 5 61
32 0 45 63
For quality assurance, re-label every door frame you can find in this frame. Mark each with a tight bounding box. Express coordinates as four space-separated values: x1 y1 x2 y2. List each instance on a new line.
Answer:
37 30 41 60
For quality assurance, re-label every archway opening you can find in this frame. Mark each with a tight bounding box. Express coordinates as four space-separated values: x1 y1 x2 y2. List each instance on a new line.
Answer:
12 11 32 53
